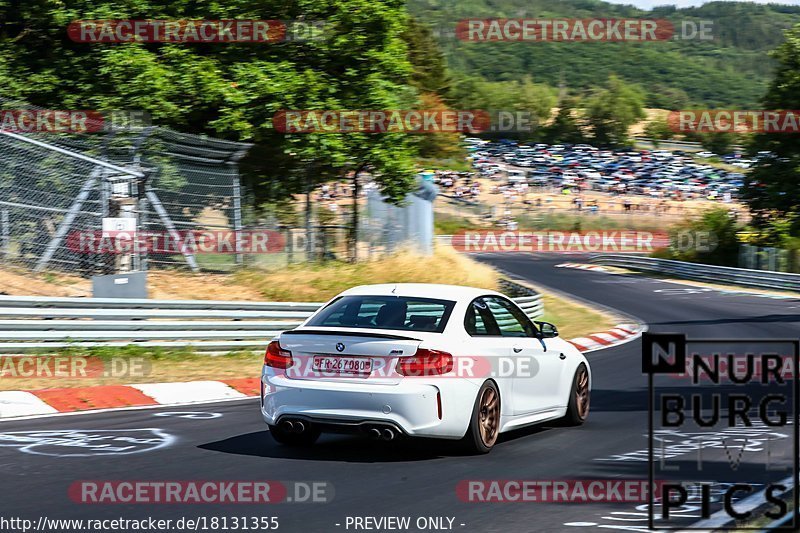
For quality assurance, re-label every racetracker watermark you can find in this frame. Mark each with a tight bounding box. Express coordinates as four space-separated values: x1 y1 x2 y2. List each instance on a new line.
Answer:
276 355 548 380
668 110 800 134
68 20 326 43
451 230 669 253
66 230 285 254
456 480 664 502
69 480 332 504
274 110 490 134
643 334 799 530
69 481 284 504
453 19 712 42
0 356 150 379
0 109 149 133
274 109 550 133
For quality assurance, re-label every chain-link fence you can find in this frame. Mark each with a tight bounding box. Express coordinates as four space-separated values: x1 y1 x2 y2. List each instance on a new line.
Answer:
237 177 438 269
0 97 252 276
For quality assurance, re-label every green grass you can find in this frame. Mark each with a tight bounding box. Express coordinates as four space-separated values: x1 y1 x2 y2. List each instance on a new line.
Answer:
692 155 746 173
417 157 472 172
434 213 482 234
515 211 665 231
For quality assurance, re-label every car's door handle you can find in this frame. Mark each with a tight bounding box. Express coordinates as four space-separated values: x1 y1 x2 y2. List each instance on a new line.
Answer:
559 353 566 360
513 347 522 353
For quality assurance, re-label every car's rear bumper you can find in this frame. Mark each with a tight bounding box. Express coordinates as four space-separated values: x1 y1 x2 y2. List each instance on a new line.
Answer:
260 369 477 438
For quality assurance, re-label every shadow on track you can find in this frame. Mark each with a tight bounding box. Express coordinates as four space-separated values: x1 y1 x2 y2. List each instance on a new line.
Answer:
199 425 555 462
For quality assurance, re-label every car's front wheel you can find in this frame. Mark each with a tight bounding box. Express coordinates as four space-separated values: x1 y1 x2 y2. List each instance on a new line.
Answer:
562 364 590 426
462 381 501 454
268 422 321 446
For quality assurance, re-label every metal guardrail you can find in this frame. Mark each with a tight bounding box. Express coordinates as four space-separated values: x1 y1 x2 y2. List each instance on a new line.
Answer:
499 279 545 320
0 295 321 311
633 136 744 152
758 511 795 532
590 254 800 293
0 288 542 352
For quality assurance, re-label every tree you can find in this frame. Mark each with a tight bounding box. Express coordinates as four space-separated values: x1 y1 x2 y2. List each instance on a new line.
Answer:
664 208 742 266
743 23 800 235
450 76 557 140
643 116 674 148
415 93 465 159
700 132 736 156
0 0 423 234
402 19 462 160
646 84 690 110
402 16 451 98
584 75 646 147
544 96 586 144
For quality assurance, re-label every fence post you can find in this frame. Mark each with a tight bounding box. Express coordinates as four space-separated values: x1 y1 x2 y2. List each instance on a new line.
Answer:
0 209 8 260
231 163 243 266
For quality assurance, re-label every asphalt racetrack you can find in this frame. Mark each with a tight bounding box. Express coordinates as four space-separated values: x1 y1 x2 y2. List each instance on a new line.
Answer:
1 254 798 533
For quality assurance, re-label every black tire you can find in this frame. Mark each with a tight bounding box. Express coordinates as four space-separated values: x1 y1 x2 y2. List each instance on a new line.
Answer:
562 364 590 426
268 423 321 446
462 381 501 454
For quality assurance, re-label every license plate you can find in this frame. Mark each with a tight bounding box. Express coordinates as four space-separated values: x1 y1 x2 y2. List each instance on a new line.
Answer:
312 356 373 375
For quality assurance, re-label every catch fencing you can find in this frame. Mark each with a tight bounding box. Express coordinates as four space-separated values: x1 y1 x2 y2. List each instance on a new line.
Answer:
0 96 252 276
0 290 542 353
590 254 800 292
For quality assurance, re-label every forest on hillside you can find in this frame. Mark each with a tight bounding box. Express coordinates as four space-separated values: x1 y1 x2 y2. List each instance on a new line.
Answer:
408 0 800 108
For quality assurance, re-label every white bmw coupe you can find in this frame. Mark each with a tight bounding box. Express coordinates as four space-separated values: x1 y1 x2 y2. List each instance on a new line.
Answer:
260 283 591 453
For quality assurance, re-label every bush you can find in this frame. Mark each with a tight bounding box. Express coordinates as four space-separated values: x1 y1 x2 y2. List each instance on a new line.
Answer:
658 207 742 266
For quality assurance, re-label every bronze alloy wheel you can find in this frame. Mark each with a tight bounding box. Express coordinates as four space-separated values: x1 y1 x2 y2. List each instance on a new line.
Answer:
575 366 590 419
478 386 500 447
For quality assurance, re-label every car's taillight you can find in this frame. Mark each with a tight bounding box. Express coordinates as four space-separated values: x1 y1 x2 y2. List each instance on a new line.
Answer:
396 348 453 376
265 340 293 369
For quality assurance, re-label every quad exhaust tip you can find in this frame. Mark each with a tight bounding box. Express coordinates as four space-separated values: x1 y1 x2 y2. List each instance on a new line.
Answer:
367 426 396 440
281 419 307 433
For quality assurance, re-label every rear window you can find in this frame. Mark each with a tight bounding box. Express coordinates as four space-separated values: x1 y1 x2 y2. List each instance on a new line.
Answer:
306 295 456 333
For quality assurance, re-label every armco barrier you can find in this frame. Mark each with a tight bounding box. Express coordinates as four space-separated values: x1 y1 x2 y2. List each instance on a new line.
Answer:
0 286 542 352
590 254 800 292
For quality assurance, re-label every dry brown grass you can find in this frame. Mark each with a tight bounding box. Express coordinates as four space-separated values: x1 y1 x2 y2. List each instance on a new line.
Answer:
233 245 501 301
147 271 266 300
0 266 90 297
539 293 617 340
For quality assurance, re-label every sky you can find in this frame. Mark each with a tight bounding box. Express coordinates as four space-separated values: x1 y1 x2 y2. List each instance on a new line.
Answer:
604 0 800 9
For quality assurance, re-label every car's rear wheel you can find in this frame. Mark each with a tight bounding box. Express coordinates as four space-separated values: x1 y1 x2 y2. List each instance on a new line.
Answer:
562 364 590 426
462 381 501 454
268 422 321 446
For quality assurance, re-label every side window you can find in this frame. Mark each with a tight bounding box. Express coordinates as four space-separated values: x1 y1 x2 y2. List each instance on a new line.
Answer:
464 298 499 336
484 297 536 337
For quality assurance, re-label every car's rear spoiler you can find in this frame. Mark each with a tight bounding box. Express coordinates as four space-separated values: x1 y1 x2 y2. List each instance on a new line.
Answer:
281 329 422 341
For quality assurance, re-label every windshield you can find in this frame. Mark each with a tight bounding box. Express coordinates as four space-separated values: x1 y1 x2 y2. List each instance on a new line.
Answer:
306 295 456 333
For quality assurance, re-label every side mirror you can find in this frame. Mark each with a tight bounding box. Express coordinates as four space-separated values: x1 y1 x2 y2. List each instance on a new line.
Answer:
535 321 559 338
